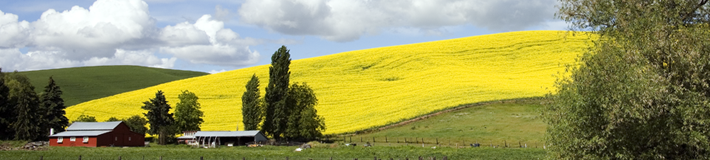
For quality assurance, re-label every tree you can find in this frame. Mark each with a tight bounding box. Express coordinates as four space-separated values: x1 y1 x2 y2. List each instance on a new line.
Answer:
242 74 263 131
174 90 203 132
263 46 291 140
39 76 69 134
0 68 13 140
141 90 174 145
284 82 324 141
6 72 42 141
106 117 120 122
74 114 97 122
545 0 710 159
123 115 148 135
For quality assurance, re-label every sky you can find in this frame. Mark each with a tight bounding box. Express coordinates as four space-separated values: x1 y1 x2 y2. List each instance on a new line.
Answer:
0 0 568 73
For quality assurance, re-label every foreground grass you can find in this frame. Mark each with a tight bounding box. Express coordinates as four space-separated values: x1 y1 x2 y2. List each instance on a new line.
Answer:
345 98 546 147
70 31 594 133
0 145 545 160
21 65 208 106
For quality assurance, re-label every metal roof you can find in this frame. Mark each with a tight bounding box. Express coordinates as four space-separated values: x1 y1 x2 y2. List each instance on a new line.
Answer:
66 121 122 131
177 135 195 139
50 131 111 137
194 130 262 137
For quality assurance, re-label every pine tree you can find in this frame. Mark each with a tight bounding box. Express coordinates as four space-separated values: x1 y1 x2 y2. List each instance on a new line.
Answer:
141 90 174 145
7 72 41 141
0 68 13 140
174 90 203 132
39 76 69 134
242 74 263 130
263 46 291 140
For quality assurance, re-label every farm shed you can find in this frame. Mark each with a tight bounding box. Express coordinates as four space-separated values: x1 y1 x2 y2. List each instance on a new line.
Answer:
49 121 145 147
187 130 267 147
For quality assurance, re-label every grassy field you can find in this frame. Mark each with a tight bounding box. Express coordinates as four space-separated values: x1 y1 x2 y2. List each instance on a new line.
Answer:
337 98 546 149
19 65 208 106
68 31 594 134
0 145 546 160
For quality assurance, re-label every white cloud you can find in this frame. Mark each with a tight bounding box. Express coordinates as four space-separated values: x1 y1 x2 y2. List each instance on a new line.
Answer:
238 0 558 42
0 48 175 71
0 0 262 71
208 69 226 74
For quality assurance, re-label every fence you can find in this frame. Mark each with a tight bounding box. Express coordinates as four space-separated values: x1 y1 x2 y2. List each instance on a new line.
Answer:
330 136 542 149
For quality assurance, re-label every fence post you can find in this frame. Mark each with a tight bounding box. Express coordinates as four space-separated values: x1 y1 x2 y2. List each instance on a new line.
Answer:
373 137 375 143
505 140 507 148
443 156 447 160
418 156 423 160
286 157 289 160
119 156 122 160
385 136 387 143
374 156 377 160
79 155 81 160
361 137 363 142
200 156 203 160
40 156 43 160
436 138 438 145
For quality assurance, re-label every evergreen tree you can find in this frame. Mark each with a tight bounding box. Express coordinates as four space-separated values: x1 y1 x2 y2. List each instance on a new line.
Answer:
263 46 291 140
0 68 13 140
39 76 69 134
174 90 203 132
6 72 41 141
284 82 324 141
141 90 174 145
242 74 263 130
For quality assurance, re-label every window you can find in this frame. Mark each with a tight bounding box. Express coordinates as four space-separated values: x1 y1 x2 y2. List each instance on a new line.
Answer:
129 137 131 141
57 137 63 144
83 136 89 143
115 137 117 141
70 137 75 142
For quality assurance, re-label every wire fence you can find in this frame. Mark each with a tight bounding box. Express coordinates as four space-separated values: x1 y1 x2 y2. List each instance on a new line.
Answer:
35 155 450 160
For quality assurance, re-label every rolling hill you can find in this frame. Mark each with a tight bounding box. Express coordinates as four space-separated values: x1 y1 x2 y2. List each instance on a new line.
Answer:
20 65 208 106
67 31 595 134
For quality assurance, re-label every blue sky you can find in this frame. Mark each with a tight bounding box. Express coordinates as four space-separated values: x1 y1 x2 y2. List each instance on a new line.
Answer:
0 0 566 73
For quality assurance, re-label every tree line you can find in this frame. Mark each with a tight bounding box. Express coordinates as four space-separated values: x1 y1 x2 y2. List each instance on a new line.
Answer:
0 69 68 141
241 46 326 142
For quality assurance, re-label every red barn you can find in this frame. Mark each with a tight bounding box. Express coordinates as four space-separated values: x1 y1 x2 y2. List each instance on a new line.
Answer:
49 121 144 147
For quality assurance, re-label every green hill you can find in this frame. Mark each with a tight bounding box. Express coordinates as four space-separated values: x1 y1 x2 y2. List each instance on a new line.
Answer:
19 65 208 106
345 98 546 146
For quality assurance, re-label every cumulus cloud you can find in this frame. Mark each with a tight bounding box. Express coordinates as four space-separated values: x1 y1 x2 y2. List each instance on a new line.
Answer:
0 0 261 71
238 0 558 42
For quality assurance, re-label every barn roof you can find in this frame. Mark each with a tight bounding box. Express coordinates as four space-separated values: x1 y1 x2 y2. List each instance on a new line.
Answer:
66 121 122 131
194 130 262 137
49 131 111 137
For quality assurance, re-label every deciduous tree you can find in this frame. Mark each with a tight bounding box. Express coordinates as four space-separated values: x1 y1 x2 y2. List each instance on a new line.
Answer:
123 115 148 135
545 0 710 159
284 82 324 141
174 90 203 132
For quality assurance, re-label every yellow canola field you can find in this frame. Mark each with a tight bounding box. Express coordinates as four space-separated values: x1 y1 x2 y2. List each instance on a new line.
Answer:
67 31 594 134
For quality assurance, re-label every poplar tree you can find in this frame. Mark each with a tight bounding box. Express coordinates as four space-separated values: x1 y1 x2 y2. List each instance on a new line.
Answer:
263 46 291 140
242 74 263 130
39 76 69 133
142 90 174 145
